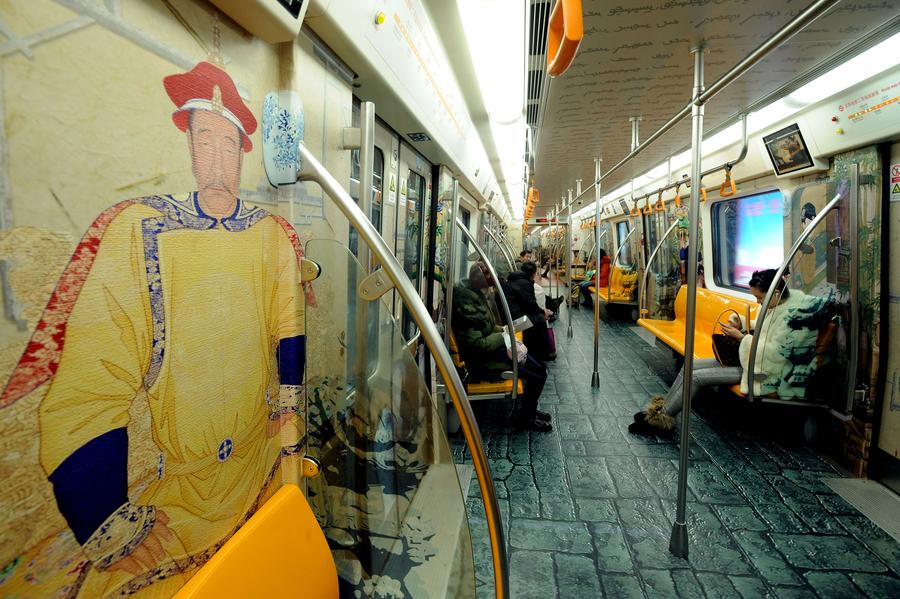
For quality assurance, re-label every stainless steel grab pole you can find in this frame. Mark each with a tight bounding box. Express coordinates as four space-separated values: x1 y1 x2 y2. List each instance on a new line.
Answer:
443 181 460 352
746 190 844 402
670 46 705 559
591 158 602 389
296 143 509 599
845 163 860 413
639 220 679 319
456 220 518 401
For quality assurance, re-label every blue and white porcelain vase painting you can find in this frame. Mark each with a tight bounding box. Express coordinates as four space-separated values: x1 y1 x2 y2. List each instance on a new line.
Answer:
262 90 304 187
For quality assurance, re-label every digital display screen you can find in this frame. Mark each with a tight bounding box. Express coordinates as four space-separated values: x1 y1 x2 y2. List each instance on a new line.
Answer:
763 123 814 175
732 190 785 287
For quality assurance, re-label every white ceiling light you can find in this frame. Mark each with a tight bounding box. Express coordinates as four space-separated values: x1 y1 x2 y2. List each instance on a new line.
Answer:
789 31 900 105
459 0 527 219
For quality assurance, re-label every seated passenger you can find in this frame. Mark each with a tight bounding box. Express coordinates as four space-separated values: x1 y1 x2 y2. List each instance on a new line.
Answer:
453 263 552 432
515 249 533 270
629 268 826 435
503 262 555 362
579 250 610 309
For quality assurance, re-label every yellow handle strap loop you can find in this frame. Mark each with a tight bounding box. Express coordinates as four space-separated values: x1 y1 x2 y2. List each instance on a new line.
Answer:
720 166 737 197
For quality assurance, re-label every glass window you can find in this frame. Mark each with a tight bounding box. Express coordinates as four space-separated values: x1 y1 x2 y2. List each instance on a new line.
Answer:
712 190 785 290
350 146 385 233
615 221 633 266
401 171 427 340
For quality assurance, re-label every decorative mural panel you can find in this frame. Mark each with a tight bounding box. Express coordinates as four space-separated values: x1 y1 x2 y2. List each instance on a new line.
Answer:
0 2 328 596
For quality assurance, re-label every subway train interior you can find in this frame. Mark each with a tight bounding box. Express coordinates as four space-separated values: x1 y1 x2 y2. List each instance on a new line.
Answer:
2 0 900 597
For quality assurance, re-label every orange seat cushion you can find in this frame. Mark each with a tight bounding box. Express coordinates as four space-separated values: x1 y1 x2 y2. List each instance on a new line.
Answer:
174 485 338 598
638 287 758 360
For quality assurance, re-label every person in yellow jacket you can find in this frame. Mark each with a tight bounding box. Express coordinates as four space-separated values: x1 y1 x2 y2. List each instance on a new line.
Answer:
1 61 308 597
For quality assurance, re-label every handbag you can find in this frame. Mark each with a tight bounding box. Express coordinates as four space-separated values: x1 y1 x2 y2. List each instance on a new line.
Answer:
546 326 557 354
711 308 743 367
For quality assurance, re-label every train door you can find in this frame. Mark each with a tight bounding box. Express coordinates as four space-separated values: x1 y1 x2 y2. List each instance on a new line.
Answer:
376 120 401 261
397 142 433 340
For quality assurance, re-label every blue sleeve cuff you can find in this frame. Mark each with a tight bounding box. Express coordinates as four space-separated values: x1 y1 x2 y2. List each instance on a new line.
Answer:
48 428 129 545
277 335 306 386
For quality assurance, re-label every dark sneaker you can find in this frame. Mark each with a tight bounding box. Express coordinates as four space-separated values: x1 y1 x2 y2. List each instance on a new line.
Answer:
536 409 552 421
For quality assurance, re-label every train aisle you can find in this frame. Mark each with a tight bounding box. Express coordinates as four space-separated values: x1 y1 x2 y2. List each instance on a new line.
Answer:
453 302 900 598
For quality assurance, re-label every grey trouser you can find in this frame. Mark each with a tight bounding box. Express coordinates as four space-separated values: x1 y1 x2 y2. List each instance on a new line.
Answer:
663 358 743 417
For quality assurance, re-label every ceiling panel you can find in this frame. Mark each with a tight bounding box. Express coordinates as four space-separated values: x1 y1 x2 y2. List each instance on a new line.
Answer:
533 0 900 216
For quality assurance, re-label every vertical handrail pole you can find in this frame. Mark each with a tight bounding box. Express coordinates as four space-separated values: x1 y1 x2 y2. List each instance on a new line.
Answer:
443 180 460 351
456 220 518 401
591 157 603 389
568 181 580 340
359 101 375 272
846 163 860 412
670 46 705 559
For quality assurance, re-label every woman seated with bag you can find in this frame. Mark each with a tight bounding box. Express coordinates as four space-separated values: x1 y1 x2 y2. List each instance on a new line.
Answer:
578 250 610 309
629 268 824 435
453 262 552 432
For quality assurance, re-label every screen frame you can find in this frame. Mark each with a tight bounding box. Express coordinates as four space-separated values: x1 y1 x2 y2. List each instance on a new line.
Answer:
762 123 815 176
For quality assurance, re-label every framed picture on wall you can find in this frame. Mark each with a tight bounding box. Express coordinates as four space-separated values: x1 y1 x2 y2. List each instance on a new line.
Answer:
763 123 815 175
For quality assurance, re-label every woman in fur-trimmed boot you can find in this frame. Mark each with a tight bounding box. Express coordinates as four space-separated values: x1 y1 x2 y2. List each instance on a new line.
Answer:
629 268 832 435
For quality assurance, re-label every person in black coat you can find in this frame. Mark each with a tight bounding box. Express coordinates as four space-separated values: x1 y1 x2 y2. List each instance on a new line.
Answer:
502 262 555 361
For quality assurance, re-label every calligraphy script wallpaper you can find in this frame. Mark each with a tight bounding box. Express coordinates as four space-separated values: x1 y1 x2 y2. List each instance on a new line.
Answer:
533 0 899 210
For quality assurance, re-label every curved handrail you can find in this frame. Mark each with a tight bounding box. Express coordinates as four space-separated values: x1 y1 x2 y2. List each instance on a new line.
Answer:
585 229 607 263
746 189 843 402
457 220 518 400
483 225 515 273
296 143 509 599
608 227 635 299
639 219 679 318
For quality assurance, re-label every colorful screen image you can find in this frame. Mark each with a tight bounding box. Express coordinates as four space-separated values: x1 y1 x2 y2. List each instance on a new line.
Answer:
733 190 785 286
763 123 814 175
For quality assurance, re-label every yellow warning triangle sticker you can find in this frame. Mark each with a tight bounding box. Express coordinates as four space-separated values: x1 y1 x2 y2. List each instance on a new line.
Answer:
390 175 396 192
893 183 900 194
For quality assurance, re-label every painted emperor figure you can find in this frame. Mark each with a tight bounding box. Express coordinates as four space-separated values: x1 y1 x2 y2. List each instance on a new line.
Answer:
1 61 307 596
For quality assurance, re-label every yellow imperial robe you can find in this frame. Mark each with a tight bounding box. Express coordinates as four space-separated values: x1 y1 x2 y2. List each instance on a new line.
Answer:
28 193 305 596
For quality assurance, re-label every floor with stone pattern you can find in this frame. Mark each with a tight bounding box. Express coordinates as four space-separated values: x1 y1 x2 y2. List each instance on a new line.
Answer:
451 302 900 598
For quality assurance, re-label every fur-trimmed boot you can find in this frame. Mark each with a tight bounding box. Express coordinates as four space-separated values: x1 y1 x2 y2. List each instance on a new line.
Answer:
629 396 675 435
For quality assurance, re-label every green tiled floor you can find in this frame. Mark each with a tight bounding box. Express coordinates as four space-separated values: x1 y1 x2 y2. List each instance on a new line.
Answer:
453 307 900 598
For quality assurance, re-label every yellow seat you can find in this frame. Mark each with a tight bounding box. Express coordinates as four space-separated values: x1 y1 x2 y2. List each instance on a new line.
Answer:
638 286 757 360
449 330 525 397
174 484 338 599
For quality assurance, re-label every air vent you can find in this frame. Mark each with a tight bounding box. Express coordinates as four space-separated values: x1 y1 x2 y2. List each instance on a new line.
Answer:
407 132 431 142
209 0 307 42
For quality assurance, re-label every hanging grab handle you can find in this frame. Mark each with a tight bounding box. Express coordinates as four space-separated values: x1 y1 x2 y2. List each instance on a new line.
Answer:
720 166 737 197
630 199 641 217
654 191 665 212
547 0 584 77
643 196 653 215
674 183 683 208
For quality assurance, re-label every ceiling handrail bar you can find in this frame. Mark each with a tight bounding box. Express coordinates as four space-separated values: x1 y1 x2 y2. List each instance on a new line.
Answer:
559 0 840 213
